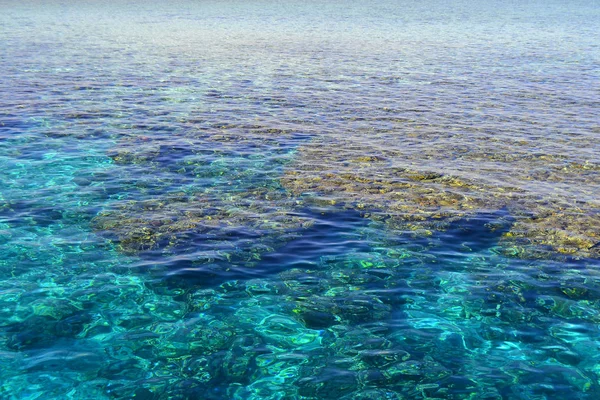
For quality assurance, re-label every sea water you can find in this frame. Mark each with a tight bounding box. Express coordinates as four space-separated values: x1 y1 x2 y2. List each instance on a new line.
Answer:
1 0 599 398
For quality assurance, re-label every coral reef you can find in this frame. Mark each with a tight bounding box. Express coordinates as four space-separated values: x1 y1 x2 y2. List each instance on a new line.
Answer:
281 132 600 259
92 188 308 259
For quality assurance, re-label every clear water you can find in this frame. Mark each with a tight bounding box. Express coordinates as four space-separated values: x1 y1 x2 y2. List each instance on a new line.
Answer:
1 0 600 398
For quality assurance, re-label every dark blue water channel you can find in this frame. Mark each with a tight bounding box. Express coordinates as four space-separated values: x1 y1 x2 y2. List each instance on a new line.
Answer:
1 0 600 399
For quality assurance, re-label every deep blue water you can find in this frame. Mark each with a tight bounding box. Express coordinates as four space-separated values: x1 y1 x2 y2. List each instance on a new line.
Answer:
1 0 600 399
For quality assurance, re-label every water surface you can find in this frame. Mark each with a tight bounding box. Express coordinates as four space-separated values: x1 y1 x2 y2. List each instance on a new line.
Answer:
1 1 600 398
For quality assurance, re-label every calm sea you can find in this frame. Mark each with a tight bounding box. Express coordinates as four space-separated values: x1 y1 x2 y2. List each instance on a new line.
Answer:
1 1 599 398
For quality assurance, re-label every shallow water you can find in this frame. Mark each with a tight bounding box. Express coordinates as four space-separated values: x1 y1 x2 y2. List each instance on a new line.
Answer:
1 0 600 398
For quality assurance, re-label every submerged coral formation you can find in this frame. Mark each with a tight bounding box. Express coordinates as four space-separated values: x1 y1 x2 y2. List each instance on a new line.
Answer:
92 188 308 261
281 131 600 259
499 206 600 258
96 118 314 258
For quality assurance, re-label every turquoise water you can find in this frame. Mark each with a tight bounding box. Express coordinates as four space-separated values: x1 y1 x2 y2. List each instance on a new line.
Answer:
1 0 600 398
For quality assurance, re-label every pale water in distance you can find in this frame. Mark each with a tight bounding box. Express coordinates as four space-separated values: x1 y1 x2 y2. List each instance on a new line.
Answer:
1 0 600 399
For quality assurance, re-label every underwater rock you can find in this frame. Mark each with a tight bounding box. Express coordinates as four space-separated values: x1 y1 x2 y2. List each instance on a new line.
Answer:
254 313 322 350
383 360 424 381
554 350 582 366
322 325 393 362
28 297 83 320
213 337 265 384
384 356 450 384
243 279 287 297
341 388 404 400
294 308 338 330
297 367 358 398
186 320 236 355
143 297 187 322
106 136 161 165
279 269 331 296
4 310 91 350
359 348 411 368
289 292 391 329
99 358 146 381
